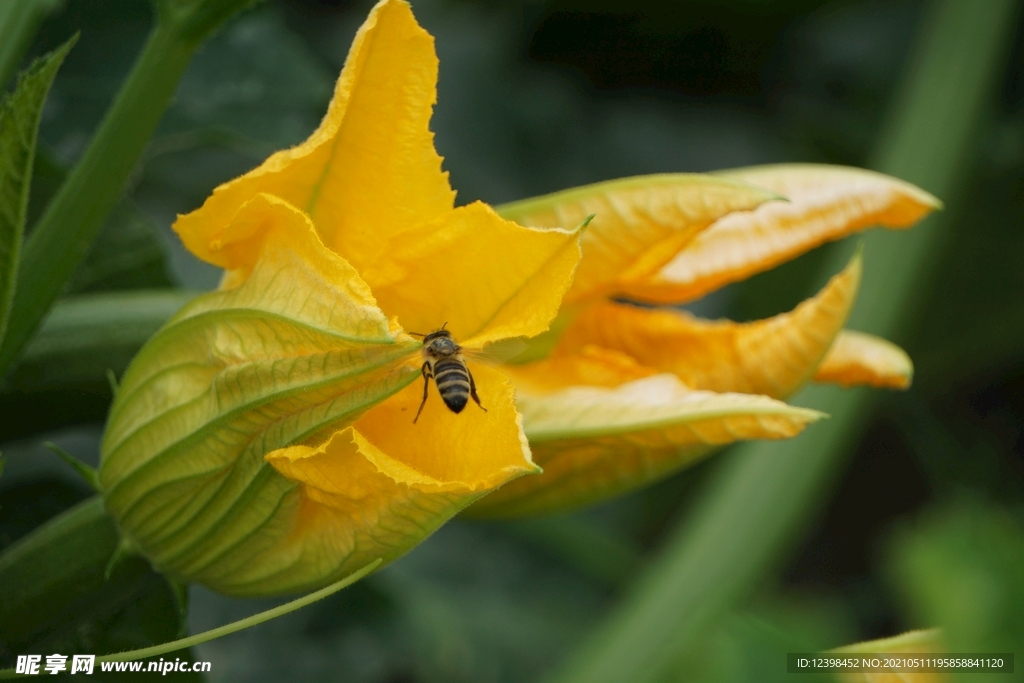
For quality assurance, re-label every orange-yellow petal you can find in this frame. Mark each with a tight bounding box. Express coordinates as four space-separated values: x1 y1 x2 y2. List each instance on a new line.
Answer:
174 193 382 324
354 363 536 487
361 201 582 347
623 164 939 304
502 345 657 394
174 0 454 275
556 253 861 399
469 375 823 517
497 174 780 305
254 425 495 594
213 363 533 594
814 329 913 389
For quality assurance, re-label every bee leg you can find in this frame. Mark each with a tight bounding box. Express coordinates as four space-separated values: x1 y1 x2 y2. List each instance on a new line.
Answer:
467 365 487 413
413 362 432 424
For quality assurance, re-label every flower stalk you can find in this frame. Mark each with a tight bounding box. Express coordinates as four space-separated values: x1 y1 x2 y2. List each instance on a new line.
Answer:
0 0 258 379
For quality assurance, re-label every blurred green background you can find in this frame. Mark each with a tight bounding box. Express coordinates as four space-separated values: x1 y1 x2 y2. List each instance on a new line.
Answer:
1 0 1022 681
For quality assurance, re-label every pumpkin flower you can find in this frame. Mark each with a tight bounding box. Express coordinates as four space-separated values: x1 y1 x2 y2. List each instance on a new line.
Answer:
97 0 938 596
468 164 937 516
98 0 583 597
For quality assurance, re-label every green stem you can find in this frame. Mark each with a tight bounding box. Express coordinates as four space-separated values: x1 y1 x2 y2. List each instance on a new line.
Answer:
94 559 381 664
0 20 197 379
542 2 1019 682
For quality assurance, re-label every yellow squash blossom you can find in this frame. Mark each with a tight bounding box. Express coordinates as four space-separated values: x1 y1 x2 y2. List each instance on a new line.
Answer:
99 0 583 597
97 0 938 595
469 164 937 516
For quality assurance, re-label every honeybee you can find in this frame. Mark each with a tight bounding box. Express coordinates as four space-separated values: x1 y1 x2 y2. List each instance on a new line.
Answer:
413 324 487 423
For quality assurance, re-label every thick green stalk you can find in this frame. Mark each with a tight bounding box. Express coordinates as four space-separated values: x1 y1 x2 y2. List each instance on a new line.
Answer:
543 2 1019 683
0 0 259 380
0 22 193 378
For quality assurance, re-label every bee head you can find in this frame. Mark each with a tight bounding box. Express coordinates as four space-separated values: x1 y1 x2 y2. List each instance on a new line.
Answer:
422 328 457 357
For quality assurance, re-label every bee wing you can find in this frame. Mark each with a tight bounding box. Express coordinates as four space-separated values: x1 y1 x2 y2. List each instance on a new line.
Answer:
464 337 529 365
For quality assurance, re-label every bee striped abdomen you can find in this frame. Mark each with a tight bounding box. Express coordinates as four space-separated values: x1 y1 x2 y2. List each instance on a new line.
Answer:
413 327 486 423
432 358 471 413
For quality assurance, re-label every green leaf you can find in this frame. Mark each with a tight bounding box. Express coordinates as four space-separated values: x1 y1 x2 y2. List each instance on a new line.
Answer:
0 35 75 353
0 0 62 90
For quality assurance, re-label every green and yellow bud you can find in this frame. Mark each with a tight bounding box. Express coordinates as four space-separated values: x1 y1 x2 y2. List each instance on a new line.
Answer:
99 196 423 595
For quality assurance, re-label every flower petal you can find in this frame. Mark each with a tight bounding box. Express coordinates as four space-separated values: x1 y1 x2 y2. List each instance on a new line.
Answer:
173 0 454 274
497 174 781 304
557 253 861 399
362 201 583 347
813 329 913 389
468 375 824 517
502 345 657 394
354 363 537 488
624 164 939 304
239 426 485 595
99 195 420 595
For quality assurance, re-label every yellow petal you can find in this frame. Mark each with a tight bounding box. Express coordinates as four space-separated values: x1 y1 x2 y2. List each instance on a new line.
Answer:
833 629 946 683
624 164 939 304
99 195 421 595
173 0 454 275
469 375 824 517
814 330 913 389
497 174 780 305
361 201 582 347
502 345 657 394
556 253 861 399
353 363 536 487
247 401 530 594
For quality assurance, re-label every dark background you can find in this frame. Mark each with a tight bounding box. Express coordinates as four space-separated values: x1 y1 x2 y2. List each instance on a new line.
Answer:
2 0 1022 680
